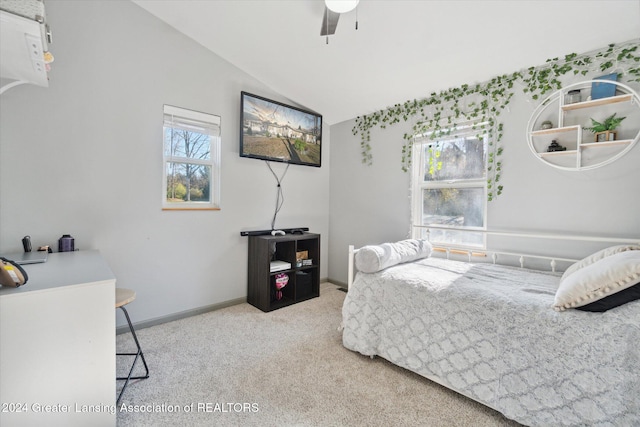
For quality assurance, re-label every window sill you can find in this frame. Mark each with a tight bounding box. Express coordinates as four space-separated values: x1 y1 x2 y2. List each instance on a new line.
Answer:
162 206 221 211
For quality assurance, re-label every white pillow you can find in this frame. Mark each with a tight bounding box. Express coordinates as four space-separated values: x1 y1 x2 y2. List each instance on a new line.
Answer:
355 239 432 273
561 244 640 282
554 250 640 311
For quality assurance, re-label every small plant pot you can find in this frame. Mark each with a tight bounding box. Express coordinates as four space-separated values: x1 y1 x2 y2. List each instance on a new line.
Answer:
594 130 617 142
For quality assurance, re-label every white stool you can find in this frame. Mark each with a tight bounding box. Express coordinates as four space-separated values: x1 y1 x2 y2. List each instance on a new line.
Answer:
116 288 149 405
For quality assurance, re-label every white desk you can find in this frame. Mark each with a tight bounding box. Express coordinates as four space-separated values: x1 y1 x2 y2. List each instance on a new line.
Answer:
0 251 116 426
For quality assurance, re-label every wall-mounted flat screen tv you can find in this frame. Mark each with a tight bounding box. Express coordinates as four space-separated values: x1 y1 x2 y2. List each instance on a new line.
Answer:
240 91 322 167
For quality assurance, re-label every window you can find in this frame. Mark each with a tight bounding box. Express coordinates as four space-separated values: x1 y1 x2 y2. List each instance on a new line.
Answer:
163 105 221 210
411 121 488 248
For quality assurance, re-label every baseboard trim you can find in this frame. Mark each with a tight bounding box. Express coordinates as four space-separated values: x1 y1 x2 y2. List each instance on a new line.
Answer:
116 296 246 335
117 278 332 334
328 278 347 289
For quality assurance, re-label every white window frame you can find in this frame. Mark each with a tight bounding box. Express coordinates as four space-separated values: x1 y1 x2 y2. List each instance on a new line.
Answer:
162 105 221 210
411 121 489 249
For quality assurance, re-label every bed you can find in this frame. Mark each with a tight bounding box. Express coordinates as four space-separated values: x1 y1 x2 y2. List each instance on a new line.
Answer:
341 237 640 427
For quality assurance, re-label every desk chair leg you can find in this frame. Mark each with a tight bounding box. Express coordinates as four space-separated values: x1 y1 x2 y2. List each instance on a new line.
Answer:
116 305 149 405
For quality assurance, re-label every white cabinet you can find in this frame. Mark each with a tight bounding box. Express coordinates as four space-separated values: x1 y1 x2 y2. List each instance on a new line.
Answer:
527 80 640 170
0 251 116 427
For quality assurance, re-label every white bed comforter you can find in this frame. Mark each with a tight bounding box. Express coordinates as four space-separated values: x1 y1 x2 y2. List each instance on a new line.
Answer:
342 257 640 426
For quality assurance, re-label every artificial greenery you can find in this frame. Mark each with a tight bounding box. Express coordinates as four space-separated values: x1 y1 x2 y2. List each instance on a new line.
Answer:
352 40 640 201
584 113 626 133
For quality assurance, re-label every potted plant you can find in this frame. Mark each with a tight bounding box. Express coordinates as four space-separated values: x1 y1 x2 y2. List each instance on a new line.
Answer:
584 113 626 142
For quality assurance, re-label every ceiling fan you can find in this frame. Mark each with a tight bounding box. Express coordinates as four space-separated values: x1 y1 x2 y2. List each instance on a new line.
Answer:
320 0 359 39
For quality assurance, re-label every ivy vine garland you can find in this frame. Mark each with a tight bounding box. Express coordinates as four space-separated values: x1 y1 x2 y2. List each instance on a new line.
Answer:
352 40 640 201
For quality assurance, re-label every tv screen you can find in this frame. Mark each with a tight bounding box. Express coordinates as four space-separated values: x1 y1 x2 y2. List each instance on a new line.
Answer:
240 92 322 167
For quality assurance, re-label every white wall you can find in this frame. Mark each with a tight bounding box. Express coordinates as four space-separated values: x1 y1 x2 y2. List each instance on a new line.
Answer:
0 1 330 326
2 1 638 319
328 52 640 285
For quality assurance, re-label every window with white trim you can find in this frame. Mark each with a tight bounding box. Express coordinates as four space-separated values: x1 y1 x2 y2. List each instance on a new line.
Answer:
163 105 221 210
411 121 488 248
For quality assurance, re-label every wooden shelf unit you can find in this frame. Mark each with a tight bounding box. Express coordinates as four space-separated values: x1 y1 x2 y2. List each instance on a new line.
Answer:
247 232 320 312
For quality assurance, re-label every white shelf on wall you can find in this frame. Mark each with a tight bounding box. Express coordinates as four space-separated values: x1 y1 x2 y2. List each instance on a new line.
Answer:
527 80 640 171
530 124 581 136
561 93 633 111
581 139 633 148
538 149 578 157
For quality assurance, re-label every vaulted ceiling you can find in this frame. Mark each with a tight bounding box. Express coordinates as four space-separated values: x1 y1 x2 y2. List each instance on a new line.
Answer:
132 0 640 124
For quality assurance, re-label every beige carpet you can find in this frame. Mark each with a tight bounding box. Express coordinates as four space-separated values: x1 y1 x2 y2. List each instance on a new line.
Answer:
116 282 522 426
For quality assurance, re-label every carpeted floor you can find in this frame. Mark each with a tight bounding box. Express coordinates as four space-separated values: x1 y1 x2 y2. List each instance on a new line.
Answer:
116 282 522 426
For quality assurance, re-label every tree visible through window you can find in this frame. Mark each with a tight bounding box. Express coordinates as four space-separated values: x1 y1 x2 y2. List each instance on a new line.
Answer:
412 122 488 248
163 105 221 210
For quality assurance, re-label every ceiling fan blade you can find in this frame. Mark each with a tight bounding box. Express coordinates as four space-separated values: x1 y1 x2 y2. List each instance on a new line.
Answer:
320 6 340 36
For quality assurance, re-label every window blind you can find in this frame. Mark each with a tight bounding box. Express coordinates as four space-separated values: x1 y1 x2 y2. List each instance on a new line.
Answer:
163 104 221 136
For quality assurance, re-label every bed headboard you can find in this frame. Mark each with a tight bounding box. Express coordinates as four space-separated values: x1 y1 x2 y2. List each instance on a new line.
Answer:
347 229 640 289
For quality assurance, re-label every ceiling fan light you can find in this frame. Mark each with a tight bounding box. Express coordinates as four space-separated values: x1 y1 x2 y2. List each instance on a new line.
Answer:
325 0 359 14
